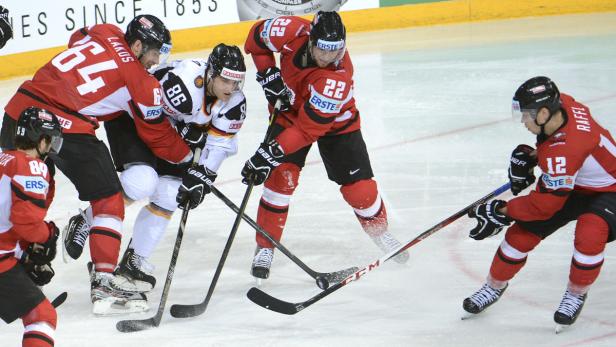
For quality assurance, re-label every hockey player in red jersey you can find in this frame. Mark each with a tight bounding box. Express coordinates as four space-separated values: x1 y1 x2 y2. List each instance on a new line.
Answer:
463 76 616 330
242 11 409 280
0 107 63 347
0 14 192 315
63 44 248 293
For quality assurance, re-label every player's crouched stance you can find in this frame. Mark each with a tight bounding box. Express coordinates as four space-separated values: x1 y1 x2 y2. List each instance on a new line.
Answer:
462 77 616 332
64 44 248 295
242 11 409 281
0 107 62 346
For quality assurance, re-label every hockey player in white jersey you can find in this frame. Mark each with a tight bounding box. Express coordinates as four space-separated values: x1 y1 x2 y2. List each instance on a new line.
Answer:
63 44 247 312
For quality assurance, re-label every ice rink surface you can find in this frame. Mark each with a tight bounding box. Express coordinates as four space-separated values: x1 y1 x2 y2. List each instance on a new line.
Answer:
2 12 616 347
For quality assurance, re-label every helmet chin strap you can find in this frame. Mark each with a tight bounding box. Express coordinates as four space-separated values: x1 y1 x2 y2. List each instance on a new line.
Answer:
534 109 555 137
205 68 215 97
135 43 145 61
136 42 154 61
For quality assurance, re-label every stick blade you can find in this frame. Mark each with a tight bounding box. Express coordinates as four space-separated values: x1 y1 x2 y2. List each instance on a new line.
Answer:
51 292 68 308
116 318 157 333
246 287 303 315
321 266 359 285
170 303 206 318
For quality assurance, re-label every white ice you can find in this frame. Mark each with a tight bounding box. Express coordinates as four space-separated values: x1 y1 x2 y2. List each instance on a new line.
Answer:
2 12 616 347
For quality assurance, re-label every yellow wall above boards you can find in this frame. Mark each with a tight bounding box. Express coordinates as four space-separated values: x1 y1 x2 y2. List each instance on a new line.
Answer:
1 0 615 80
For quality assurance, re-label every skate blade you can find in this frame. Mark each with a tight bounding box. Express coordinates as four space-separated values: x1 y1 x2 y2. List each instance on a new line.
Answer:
61 225 71 264
393 251 410 265
555 324 568 334
93 297 149 316
460 310 477 320
254 277 263 287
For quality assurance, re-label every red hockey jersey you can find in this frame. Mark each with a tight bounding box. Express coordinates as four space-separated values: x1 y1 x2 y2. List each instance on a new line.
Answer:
0 151 52 273
507 93 616 221
4 24 190 164
245 16 359 154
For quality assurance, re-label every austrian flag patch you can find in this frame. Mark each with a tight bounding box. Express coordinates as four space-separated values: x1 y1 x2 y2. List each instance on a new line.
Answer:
221 68 245 81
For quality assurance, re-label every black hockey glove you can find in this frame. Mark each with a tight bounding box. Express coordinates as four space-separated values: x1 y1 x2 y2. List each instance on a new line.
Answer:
23 262 55 286
508 144 537 196
241 139 284 186
176 121 207 149
468 200 511 240
21 221 59 265
256 67 292 112
0 6 12 49
177 165 217 210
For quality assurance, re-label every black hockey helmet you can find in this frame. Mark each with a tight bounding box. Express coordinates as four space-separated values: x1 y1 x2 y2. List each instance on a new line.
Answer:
125 14 172 60
310 11 346 51
512 76 561 122
15 107 63 156
206 43 246 90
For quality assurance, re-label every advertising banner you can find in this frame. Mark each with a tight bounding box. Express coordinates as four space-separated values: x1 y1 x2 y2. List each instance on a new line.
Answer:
0 0 378 56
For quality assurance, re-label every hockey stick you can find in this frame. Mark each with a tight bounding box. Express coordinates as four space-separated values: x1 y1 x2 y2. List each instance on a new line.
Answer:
116 148 201 333
246 182 511 315
51 291 68 308
169 177 254 318
210 186 359 287
169 101 285 319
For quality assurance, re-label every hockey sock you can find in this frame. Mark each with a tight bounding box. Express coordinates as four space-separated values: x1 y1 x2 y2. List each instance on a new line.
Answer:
569 213 609 292
340 179 387 237
256 163 299 248
22 299 56 347
489 223 541 282
81 205 94 225
256 189 290 248
89 194 124 272
131 204 173 259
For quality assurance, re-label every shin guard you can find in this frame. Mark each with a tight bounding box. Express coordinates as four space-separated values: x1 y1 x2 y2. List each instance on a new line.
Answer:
131 204 173 259
256 163 300 248
569 213 609 291
89 193 124 272
489 223 541 282
22 299 56 347
340 179 387 236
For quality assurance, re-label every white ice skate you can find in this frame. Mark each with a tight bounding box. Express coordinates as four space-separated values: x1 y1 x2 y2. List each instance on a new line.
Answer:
370 231 409 264
251 247 274 286
88 262 149 316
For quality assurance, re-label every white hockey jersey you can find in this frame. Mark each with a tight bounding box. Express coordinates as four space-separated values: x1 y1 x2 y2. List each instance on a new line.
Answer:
152 59 247 172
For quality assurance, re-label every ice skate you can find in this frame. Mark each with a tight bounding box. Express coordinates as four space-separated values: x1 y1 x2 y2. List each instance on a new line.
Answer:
63 209 90 261
370 231 409 264
462 283 508 319
554 289 587 333
115 248 156 292
88 262 149 316
251 247 274 280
